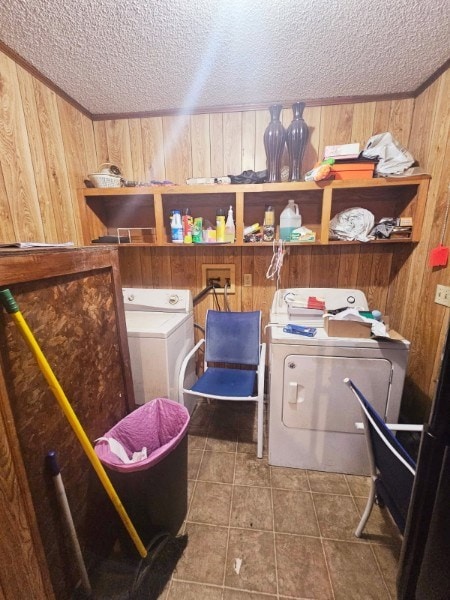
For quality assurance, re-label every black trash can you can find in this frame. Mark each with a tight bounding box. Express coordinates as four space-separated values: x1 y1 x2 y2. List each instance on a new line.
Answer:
95 398 189 554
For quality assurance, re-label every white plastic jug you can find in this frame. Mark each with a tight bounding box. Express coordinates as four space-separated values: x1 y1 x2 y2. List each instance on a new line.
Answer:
280 199 301 241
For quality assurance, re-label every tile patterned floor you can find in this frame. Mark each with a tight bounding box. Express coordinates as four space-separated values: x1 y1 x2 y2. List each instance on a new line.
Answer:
161 400 401 599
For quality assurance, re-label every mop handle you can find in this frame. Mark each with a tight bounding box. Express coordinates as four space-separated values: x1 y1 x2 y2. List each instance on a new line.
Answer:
0 289 147 559
46 451 92 594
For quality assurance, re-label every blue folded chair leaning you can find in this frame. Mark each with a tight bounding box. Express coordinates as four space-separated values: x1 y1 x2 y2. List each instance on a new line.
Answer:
179 310 266 457
344 378 423 537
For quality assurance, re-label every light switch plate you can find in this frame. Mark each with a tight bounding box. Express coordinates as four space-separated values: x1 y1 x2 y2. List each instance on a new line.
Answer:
435 284 450 307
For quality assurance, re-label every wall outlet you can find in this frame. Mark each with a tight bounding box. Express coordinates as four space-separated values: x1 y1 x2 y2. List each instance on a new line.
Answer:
243 274 252 287
435 284 450 307
201 264 235 294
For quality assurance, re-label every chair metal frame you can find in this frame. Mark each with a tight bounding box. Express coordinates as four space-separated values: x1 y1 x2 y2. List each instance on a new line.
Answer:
179 310 266 458
344 377 423 537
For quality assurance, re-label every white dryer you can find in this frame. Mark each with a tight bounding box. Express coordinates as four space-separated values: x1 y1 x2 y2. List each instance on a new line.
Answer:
268 288 410 475
122 288 197 414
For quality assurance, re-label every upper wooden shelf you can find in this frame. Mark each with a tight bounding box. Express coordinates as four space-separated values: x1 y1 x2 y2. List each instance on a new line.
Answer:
77 175 430 247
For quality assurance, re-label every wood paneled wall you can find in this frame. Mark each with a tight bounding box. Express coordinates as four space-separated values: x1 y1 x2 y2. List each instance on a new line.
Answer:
0 45 448 420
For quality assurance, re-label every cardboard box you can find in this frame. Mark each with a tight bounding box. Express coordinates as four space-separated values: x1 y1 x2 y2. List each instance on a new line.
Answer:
324 316 372 338
330 162 375 180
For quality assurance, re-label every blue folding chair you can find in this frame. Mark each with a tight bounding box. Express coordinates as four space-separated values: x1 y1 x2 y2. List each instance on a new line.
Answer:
344 378 423 537
179 310 266 457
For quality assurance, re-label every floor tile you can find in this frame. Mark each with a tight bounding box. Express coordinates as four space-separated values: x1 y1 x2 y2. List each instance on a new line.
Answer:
236 408 258 430
371 543 400 598
188 430 207 450
187 448 203 479
354 497 402 544
270 465 309 491
206 426 238 452
313 493 362 541
323 539 391 599
234 454 270 487
275 533 333 599
237 428 258 454
198 450 236 484
223 589 277 599
230 485 273 531
166 580 223 599
346 473 371 497
225 528 277 594
273 489 319 536
174 522 228 586
308 470 351 494
188 480 232 526
187 479 195 506
211 406 239 428
190 404 215 429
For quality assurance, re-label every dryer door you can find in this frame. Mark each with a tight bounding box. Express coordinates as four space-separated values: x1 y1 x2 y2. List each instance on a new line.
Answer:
282 355 392 432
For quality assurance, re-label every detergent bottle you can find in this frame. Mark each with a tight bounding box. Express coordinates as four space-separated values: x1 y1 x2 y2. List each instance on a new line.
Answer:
171 210 183 243
280 199 301 241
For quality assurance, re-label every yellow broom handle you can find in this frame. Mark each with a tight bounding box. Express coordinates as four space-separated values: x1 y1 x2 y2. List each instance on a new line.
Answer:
0 289 147 558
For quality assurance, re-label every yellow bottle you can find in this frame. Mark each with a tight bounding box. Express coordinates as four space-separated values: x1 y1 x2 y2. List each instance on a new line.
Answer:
216 208 226 243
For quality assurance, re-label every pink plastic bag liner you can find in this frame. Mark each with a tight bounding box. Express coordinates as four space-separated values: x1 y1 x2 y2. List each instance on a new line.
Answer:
94 398 190 473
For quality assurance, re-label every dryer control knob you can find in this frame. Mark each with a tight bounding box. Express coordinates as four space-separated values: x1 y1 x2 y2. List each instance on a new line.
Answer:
288 362 296 369
127 294 135 302
168 294 180 305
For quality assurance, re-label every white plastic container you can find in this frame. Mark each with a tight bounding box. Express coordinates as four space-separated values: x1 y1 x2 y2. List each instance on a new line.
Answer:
224 206 235 243
280 199 301 241
171 210 183 243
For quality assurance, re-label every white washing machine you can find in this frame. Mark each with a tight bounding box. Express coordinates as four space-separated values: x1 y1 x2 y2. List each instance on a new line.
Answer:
268 288 410 475
122 288 197 414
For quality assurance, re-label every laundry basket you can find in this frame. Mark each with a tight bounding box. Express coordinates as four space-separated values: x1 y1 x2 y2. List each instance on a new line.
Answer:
95 398 189 554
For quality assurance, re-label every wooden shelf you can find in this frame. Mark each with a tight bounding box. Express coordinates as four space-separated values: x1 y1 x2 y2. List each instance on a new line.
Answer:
77 176 430 247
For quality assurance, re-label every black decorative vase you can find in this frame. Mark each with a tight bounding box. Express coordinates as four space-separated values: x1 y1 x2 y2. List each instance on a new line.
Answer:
286 102 309 181
264 104 286 183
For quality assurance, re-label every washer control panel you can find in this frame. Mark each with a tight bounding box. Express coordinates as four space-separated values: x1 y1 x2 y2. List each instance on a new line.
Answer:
122 288 193 313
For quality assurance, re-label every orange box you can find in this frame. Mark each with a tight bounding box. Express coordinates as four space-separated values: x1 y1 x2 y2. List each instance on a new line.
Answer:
330 162 375 180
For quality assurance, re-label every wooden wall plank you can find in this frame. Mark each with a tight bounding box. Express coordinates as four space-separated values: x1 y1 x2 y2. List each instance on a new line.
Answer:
404 71 450 411
190 113 211 178
318 104 354 160
388 99 414 146
0 54 44 242
0 374 55 599
128 118 146 182
0 165 16 241
31 78 77 243
223 112 243 177
103 119 134 179
285 247 312 288
15 66 58 241
337 246 360 288
255 109 268 172
92 120 109 167
56 96 92 243
351 102 376 146
242 110 256 172
209 113 224 176
140 116 166 182
302 105 321 173
372 100 392 135
81 114 98 175
162 115 192 184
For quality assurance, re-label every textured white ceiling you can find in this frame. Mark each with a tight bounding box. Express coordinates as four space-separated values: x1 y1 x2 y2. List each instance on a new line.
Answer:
0 0 449 117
